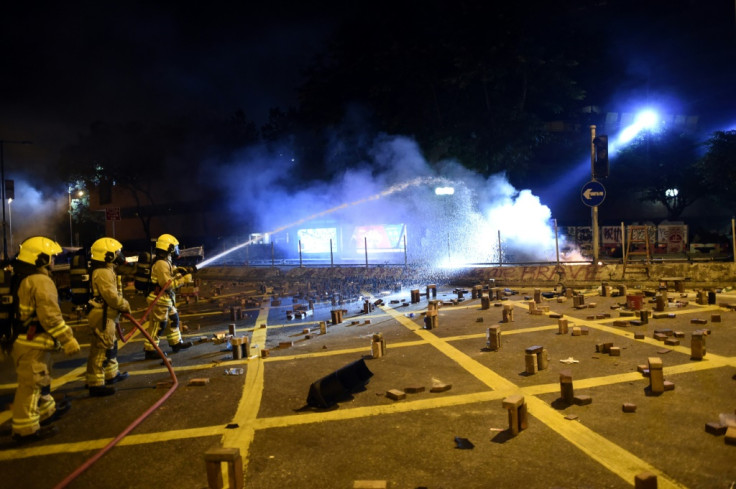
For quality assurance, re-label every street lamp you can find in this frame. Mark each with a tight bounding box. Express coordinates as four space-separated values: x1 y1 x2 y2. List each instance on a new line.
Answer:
7 197 12 255
68 188 84 247
0 139 31 259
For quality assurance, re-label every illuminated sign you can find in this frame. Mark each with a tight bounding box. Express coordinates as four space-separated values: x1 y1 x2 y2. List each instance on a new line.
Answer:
352 224 406 253
297 228 337 253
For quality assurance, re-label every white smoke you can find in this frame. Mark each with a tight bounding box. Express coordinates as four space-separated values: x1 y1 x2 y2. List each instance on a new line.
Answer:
4 179 67 255
204 133 568 267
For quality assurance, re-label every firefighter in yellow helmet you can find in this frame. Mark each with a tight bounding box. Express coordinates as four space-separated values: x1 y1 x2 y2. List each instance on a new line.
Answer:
143 234 193 359
11 236 80 443
85 237 131 396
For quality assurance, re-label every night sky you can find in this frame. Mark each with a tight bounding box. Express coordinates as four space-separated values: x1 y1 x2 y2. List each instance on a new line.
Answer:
1 1 735 244
2 2 734 169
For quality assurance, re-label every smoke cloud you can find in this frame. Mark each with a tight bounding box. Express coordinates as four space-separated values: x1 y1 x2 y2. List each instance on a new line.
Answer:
203 132 568 268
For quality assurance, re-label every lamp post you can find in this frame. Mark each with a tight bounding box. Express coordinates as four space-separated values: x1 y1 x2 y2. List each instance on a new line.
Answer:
7 197 12 255
0 139 31 259
68 188 84 247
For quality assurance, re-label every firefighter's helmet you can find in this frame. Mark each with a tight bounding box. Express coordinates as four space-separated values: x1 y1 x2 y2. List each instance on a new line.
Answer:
91 237 125 264
155 234 180 258
17 236 63 267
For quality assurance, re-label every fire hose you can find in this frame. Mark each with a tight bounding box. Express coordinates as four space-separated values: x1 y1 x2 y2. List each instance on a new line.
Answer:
53 279 177 489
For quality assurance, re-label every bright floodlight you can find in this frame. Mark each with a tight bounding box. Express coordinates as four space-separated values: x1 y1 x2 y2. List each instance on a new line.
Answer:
618 109 660 145
636 110 659 129
435 186 455 196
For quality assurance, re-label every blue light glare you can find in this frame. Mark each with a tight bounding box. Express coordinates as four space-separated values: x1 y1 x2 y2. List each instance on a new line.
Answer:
617 109 660 144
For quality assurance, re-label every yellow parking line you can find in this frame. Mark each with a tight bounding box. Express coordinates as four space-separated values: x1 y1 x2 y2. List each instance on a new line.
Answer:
220 302 270 482
381 304 690 489
255 391 503 430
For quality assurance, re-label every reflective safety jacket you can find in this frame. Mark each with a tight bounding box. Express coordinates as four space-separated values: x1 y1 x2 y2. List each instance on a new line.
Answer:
14 269 74 351
147 257 187 307
90 263 130 321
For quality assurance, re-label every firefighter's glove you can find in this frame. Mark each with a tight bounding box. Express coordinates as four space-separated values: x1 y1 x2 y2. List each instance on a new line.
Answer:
120 301 131 314
62 337 81 355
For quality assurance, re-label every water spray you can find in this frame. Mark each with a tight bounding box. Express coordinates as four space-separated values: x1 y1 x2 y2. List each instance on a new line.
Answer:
197 176 449 269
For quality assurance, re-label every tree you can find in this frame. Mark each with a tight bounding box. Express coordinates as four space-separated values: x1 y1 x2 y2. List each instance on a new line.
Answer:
296 0 604 181
699 130 736 209
607 129 706 220
57 112 261 245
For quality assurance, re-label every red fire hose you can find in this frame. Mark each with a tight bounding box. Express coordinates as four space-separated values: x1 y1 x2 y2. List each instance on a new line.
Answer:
53 280 178 489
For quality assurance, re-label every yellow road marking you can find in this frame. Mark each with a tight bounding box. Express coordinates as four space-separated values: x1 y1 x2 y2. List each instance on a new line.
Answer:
381 304 690 489
254 390 503 430
219 302 270 482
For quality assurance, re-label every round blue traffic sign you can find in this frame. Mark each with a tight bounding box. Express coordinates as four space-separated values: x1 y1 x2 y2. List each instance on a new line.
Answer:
581 180 606 207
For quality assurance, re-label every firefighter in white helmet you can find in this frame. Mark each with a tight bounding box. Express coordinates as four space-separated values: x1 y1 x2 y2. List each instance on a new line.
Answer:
10 236 80 443
85 237 131 396
143 234 193 359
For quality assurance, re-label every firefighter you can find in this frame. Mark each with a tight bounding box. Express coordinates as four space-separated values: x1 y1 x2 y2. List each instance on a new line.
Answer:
11 236 80 443
86 237 131 396
143 233 193 359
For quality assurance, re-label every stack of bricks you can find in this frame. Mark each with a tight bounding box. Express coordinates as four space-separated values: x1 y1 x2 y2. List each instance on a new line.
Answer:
331 309 343 325
486 325 501 351
691 330 707 360
558 318 569 334
231 336 250 360
371 333 386 358
647 357 675 394
472 285 483 299
319 321 327 335
502 304 514 322
425 300 440 329
502 394 528 436
410 289 421 304
480 294 491 310
573 294 586 309
524 345 548 374
426 284 437 298
230 306 243 321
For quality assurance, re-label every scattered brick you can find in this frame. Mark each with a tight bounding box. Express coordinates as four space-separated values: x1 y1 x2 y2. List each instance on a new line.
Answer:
386 389 406 401
705 422 728 436
188 378 210 386
430 383 452 393
634 332 645 340
690 318 708 325
663 380 675 391
664 338 680 346
622 403 637 413
404 386 425 394
726 426 736 445
573 395 592 405
609 346 621 356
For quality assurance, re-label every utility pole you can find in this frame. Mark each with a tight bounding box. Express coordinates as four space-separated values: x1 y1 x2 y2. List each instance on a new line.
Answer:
590 126 599 262
0 140 32 259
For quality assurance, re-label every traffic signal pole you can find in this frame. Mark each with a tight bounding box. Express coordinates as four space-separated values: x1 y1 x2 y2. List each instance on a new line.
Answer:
590 125 599 263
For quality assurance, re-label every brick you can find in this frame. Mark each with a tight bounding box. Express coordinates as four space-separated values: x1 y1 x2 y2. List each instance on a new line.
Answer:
664 338 680 346
353 481 387 489
430 383 452 393
705 421 727 435
622 403 637 413
635 472 658 489
634 332 645 340
386 389 406 401
573 395 592 405
188 378 210 386
725 426 736 445
690 318 708 325
711 314 721 323
663 380 675 391
609 346 621 356
404 386 425 394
